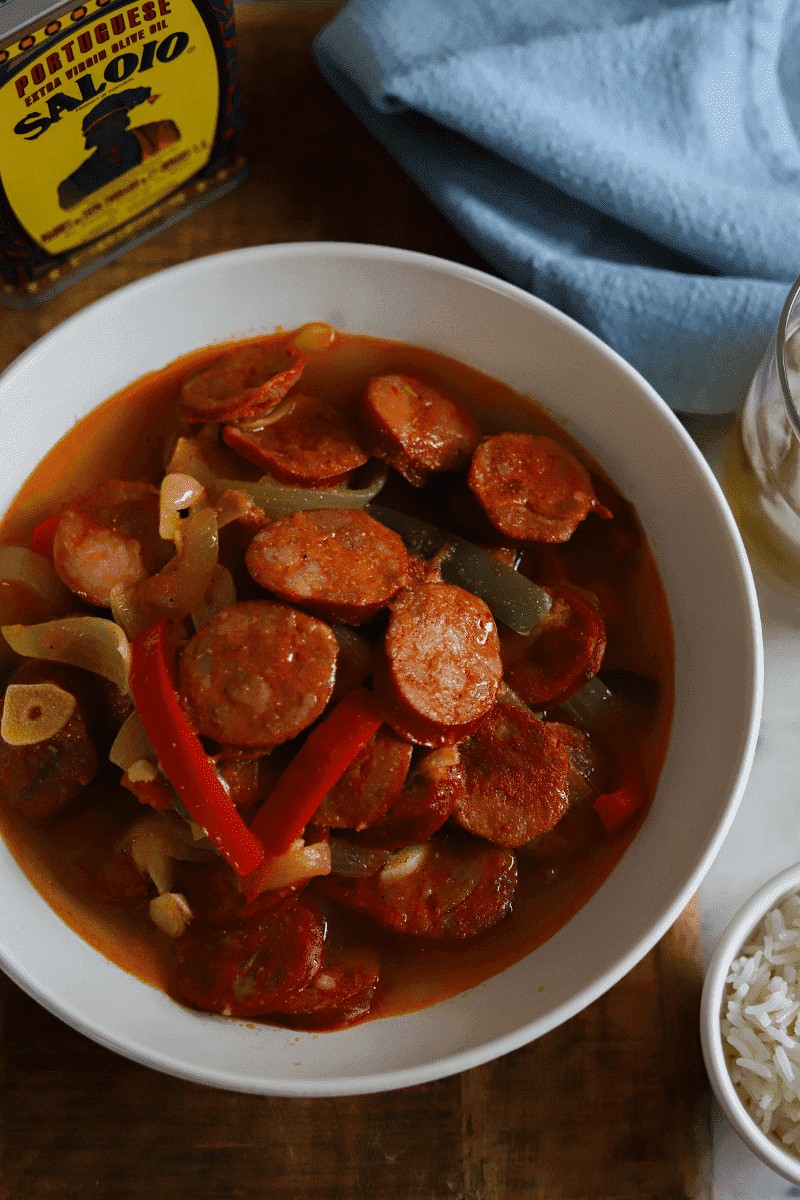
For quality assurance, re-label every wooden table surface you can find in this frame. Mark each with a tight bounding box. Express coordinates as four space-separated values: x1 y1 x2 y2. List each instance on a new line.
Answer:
0 5 711 1198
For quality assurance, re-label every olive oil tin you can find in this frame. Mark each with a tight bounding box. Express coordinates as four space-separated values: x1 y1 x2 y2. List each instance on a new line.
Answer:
0 0 248 306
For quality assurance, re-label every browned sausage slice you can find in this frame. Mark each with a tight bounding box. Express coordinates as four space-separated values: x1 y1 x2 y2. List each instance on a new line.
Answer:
320 835 517 939
453 702 570 847
178 600 338 747
180 343 306 423
274 958 380 1028
53 480 171 608
468 432 612 542
0 661 98 820
172 898 325 1017
501 584 606 708
363 374 479 487
521 721 606 860
356 746 465 848
377 583 502 741
246 509 410 625
314 726 413 830
222 395 369 485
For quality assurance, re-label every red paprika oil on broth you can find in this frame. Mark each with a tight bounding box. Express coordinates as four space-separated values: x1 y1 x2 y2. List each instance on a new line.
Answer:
0 329 674 1020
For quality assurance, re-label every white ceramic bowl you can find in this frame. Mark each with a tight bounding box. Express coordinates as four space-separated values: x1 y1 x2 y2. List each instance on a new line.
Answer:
0 243 762 1095
701 864 800 1186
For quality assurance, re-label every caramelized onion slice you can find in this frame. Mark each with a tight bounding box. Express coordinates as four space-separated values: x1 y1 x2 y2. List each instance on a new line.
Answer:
149 892 192 937
244 838 332 897
121 811 212 894
329 838 390 878
2 616 131 693
109 708 156 771
167 435 388 516
1 681 76 745
159 473 207 541
191 564 236 631
0 546 71 616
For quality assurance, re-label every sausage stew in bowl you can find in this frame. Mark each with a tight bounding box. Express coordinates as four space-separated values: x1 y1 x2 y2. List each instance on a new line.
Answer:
0 322 673 1031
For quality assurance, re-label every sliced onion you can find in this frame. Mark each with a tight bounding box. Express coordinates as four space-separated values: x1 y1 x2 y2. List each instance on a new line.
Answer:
329 838 390 878
121 811 212 894
109 584 148 641
0 546 71 615
159 473 207 541
379 844 429 882
288 322 337 355
149 892 192 937
2 616 131 693
191 564 236 631
132 507 219 625
167 434 388 516
246 838 331 895
1 682 76 745
109 709 156 771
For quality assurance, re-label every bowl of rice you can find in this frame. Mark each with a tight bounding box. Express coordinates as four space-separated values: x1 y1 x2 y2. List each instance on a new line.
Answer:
701 863 800 1184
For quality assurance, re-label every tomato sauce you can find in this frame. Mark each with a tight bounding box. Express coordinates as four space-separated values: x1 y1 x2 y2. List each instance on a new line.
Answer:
0 328 674 1026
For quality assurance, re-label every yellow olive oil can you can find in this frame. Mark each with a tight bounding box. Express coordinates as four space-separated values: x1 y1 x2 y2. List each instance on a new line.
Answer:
0 0 248 305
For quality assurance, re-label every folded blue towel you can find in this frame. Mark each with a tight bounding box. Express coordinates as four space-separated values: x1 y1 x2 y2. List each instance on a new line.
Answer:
314 0 800 413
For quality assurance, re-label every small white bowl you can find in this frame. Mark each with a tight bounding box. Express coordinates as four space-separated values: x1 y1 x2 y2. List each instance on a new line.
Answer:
701 863 800 1186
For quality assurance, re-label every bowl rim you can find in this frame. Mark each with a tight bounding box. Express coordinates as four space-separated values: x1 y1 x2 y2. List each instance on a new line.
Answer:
0 240 765 1094
701 862 800 1184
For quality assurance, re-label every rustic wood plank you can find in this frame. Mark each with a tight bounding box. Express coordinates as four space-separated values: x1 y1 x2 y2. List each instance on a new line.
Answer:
0 5 710 1199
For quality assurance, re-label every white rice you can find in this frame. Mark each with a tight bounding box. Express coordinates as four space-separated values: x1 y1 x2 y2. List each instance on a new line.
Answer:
721 892 800 1147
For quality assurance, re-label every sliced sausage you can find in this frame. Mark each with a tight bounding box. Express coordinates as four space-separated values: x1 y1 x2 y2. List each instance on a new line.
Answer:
356 746 464 848
363 374 479 487
320 834 517 939
453 702 570 847
274 958 380 1028
314 727 413 830
246 509 410 625
53 480 171 608
222 395 368 485
501 584 606 708
376 583 501 744
0 661 98 820
180 342 306 423
172 898 325 1017
468 433 612 542
178 600 338 747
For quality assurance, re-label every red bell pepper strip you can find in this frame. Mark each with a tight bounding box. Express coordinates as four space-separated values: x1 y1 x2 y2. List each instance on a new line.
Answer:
249 687 384 861
593 774 648 835
30 516 61 560
129 617 264 877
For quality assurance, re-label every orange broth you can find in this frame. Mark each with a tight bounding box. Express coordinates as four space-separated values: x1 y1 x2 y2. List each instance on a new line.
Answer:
0 329 674 1022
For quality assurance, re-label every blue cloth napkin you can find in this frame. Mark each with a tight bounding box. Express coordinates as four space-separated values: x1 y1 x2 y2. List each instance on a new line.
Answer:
314 0 800 413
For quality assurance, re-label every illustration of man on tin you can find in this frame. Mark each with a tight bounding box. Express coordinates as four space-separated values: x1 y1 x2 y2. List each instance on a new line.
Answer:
57 86 180 210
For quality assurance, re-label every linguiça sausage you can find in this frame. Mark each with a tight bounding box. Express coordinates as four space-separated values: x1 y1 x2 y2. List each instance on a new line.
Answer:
222 395 369 485
453 701 571 847
375 582 502 745
356 746 465 848
314 726 413 830
52 480 172 608
363 374 479 487
177 600 338 747
246 509 411 625
0 660 98 820
172 898 326 1017
319 834 517 939
468 432 612 542
180 342 306 423
501 584 607 708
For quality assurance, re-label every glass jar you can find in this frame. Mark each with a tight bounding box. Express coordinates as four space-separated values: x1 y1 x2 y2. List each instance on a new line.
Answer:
730 275 800 584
